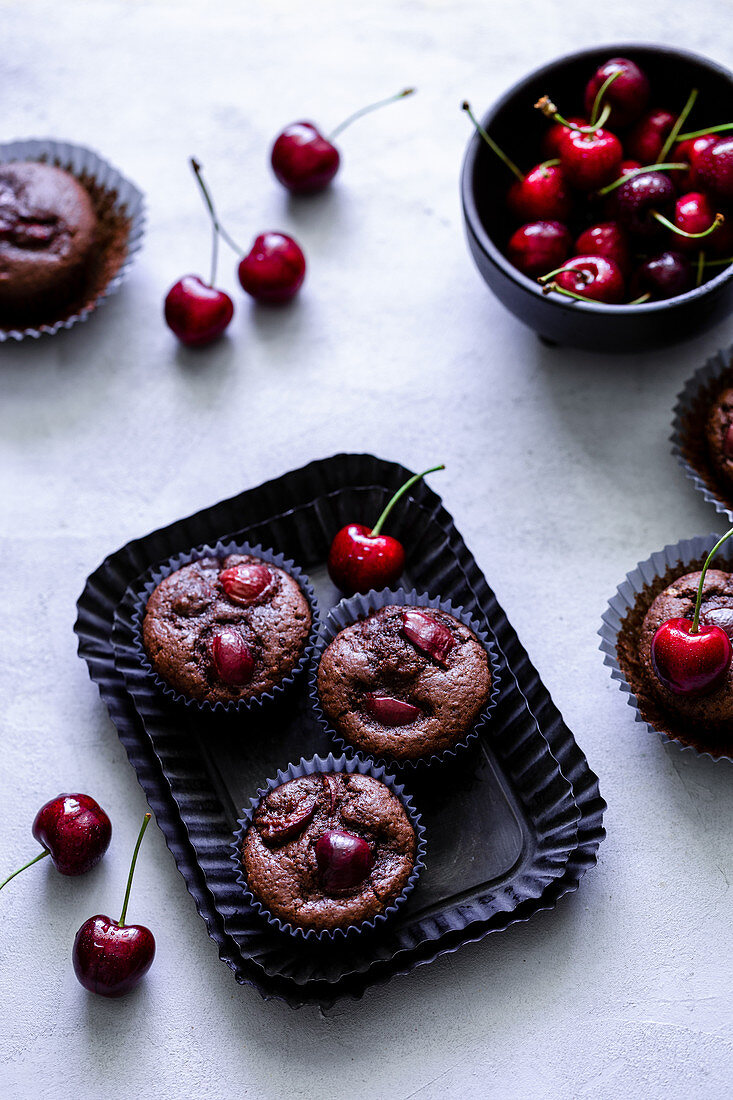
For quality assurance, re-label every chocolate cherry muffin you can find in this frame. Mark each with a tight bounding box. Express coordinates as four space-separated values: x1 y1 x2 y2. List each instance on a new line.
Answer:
638 568 733 725
0 162 97 321
142 553 312 705
705 387 733 489
241 771 416 933
316 605 492 761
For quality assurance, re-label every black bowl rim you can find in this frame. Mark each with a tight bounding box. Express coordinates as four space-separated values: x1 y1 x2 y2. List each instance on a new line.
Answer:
460 41 733 316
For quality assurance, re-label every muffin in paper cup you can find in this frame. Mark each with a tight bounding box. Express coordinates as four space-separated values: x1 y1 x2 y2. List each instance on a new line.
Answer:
310 587 502 772
600 533 733 762
229 752 426 942
130 539 320 714
672 345 733 523
0 138 145 341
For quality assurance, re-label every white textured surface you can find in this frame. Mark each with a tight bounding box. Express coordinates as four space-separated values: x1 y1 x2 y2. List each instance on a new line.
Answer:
1 2 732 1098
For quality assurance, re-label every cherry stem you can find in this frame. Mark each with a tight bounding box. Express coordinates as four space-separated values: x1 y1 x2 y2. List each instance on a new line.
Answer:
190 159 224 286
118 813 151 928
691 529 733 633
629 293 651 304
462 102 523 182
0 848 49 892
534 96 611 134
652 210 724 238
676 122 733 141
371 464 445 537
328 88 415 142
696 250 705 287
590 70 621 126
540 158 561 169
541 282 594 304
538 263 586 284
597 163 688 196
703 255 733 266
659 88 698 163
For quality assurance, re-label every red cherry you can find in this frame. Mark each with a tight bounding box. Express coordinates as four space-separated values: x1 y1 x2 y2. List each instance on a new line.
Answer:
209 627 255 685
620 159 643 177
507 163 573 222
552 255 625 303
584 58 650 129
237 232 306 303
575 222 631 275
255 791 318 846
315 830 373 892
402 609 456 664
625 109 676 164
219 563 274 605
507 220 571 277
694 137 733 203
651 617 731 695
615 171 675 238
364 693 422 726
630 251 692 301
542 117 586 159
327 464 444 595
1 793 112 893
670 192 718 252
164 276 234 347
559 126 623 190
672 135 717 191
72 814 155 998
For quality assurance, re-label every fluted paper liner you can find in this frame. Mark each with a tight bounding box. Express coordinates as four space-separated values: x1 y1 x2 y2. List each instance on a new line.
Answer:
672 345 733 523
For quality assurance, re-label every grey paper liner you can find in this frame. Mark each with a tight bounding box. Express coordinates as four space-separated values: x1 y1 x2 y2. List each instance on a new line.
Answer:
672 345 733 523
310 587 502 771
127 539 320 714
0 138 145 341
600 532 733 762
230 753 427 943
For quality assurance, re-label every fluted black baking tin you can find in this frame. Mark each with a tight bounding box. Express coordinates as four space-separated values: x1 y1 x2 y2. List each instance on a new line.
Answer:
75 454 605 1007
672 345 733 523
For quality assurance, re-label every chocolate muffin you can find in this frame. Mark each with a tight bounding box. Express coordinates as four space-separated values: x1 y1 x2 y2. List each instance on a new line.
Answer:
705 387 733 489
142 553 312 705
241 771 416 932
316 605 492 761
0 162 97 321
637 568 733 725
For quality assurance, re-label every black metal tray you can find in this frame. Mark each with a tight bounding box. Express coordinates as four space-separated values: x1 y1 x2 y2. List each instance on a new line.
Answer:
75 454 605 1007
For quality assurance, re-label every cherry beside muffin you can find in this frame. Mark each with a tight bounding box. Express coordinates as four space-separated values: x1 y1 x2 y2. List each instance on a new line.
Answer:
142 553 312 705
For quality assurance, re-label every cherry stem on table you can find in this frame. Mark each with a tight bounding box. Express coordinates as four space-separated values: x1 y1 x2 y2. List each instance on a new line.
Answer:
328 88 415 142
189 158 245 259
118 813 151 928
691 529 733 633
0 848 49 892
676 122 733 141
597 163 688 196
651 210 724 238
589 70 621 126
462 102 523 182
658 88 698 163
370 464 445 537
534 96 611 134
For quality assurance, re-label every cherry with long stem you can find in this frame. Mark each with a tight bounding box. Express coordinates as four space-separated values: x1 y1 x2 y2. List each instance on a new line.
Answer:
329 88 415 141
690 531 733 633
652 210 724 238
370 464 445 537
535 95 611 134
589 70 621 126
190 159 222 288
676 122 733 141
118 813 150 928
597 162 688 196
658 88 698 163
462 102 523 181
0 849 49 892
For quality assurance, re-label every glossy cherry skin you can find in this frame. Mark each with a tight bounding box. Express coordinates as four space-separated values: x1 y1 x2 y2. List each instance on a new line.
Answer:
315 830 373 892
694 137 733 203
507 164 572 223
208 627 255 685
364 693 422 726
575 222 630 275
583 57 650 129
219 563 274 605
671 192 718 252
73 915 156 998
651 617 731 695
555 255 625 303
631 251 692 301
672 135 717 191
271 122 340 194
625 109 676 164
616 171 675 238
541 117 586 160
32 794 111 876
558 127 622 191
164 276 234 347
507 221 571 278
328 523 405 595
238 233 306 303
402 609 456 664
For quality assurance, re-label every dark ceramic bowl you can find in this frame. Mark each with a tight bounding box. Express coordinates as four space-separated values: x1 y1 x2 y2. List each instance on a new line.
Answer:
461 44 733 353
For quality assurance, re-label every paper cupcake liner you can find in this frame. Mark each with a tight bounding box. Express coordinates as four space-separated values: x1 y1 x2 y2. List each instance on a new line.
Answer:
600 533 733 762
129 539 320 714
309 588 502 772
229 752 426 943
671 345 733 524
0 138 145 341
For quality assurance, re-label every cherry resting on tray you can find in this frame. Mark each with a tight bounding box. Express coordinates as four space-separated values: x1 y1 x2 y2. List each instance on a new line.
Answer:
164 160 234 347
237 232 306 303
0 793 111 892
328 464 445 595
271 88 415 194
651 529 733 695
73 813 155 998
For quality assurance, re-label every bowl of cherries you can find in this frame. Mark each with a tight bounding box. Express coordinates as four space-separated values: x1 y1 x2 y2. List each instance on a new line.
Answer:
461 44 733 352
